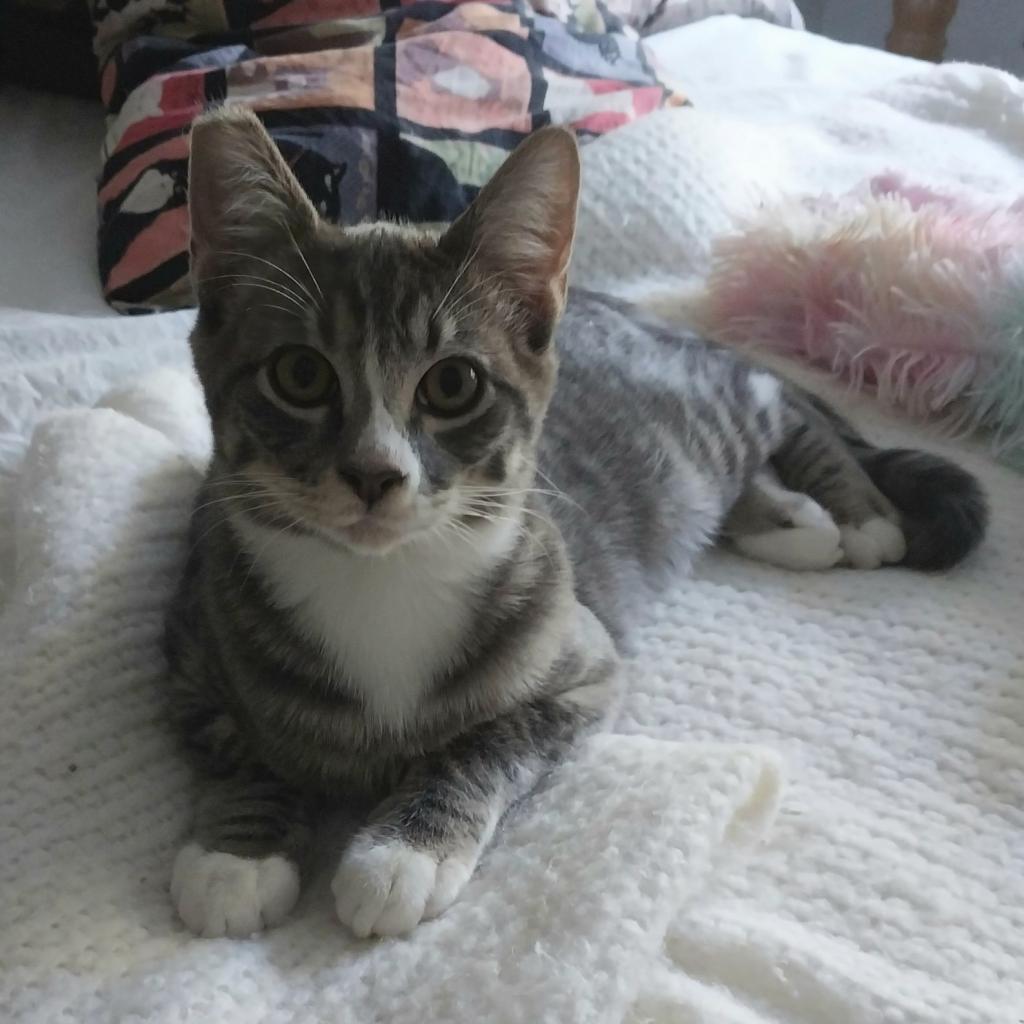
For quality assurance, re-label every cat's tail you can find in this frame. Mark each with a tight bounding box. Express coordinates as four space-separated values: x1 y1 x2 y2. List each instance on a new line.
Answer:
805 395 989 571
854 447 988 571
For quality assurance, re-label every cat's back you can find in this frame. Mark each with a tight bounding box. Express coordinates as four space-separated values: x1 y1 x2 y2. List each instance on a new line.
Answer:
545 287 744 462
554 288 715 387
539 290 742 632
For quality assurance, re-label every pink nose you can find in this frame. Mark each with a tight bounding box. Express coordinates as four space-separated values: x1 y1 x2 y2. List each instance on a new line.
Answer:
339 464 406 508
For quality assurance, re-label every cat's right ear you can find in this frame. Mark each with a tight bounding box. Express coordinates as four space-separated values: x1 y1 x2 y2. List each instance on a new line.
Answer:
439 126 581 350
188 106 318 284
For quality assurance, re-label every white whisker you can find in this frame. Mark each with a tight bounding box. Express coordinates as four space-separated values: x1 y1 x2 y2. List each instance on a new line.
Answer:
286 226 326 312
207 277 308 312
433 242 481 323
239 512 305 591
201 271 307 308
217 249 320 311
252 302 305 319
187 498 296 558
533 468 583 512
445 272 505 329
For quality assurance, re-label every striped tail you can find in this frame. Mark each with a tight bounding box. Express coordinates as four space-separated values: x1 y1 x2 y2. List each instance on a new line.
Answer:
805 394 988 571
854 447 988 570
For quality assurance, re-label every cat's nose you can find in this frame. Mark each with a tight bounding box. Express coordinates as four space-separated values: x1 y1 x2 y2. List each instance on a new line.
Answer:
339 462 407 508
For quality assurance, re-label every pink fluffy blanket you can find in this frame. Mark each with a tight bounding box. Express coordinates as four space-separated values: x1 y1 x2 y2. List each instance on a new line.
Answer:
690 175 1024 471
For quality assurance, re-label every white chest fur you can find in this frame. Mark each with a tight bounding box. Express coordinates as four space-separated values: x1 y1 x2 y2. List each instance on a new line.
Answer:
233 518 518 726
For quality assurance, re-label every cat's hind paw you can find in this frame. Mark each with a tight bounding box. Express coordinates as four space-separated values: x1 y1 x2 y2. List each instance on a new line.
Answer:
333 834 477 938
733 496 843 571
170 842 300 938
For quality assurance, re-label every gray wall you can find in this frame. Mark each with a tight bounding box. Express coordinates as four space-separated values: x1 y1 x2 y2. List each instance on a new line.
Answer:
795 0 1024 73
797 0 825 32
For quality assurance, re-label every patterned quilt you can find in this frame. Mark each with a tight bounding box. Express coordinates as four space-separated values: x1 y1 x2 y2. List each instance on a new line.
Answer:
90 0 685 311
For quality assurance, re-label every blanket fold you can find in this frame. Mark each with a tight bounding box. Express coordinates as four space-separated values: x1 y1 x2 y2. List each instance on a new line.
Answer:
0 371 781 1024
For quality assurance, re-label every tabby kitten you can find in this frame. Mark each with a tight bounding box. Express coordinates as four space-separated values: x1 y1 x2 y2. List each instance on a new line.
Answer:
165 108 986 939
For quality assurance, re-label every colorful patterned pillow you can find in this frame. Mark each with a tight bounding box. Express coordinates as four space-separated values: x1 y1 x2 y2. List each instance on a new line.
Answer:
90 0 686 311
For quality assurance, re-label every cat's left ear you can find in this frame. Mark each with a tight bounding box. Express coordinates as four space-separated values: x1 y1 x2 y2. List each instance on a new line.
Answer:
440 127 581 349
188 105 319 281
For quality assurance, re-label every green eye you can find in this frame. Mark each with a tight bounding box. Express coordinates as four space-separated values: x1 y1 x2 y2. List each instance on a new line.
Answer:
268 346 337 408
417 358 483 417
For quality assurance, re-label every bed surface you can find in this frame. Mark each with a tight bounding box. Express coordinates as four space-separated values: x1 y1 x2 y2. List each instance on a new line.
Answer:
2 17 1022 1024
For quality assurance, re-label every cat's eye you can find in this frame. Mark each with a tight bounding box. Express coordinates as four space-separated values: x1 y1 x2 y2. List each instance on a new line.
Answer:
416 358 483 418
268 346 337 408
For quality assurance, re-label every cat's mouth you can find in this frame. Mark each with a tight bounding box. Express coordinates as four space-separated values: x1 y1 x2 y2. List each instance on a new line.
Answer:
336 516 408 554
314 505 455 556
235 480 460 556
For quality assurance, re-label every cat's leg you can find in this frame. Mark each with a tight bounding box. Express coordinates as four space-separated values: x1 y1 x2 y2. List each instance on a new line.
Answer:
772 396 906 570
171 771 316 937
333 699 600 937
164 576 319 937
724 466 843 571
333 610 619 938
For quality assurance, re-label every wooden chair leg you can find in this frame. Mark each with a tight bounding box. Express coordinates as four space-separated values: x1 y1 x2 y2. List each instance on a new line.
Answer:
886 0 959 62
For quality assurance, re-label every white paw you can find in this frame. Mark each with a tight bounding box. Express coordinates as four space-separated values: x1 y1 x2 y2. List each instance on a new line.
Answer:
170 842 300 938
332 834 477 938
786 493 836 532
734 498 842 571
839 516 907 569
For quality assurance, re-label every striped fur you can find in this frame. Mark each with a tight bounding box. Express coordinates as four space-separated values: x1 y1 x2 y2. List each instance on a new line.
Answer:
164 109 987 938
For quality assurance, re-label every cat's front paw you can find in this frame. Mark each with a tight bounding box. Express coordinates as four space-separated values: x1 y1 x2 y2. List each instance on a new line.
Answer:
332 833 477 938
170 842 301 938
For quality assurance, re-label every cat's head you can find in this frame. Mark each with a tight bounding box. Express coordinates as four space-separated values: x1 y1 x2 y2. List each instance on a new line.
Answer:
188 107 579 556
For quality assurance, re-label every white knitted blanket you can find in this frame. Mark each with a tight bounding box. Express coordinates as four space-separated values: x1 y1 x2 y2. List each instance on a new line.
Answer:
5 377 1023 1024
618 367 1024 1023
0 371 783 1023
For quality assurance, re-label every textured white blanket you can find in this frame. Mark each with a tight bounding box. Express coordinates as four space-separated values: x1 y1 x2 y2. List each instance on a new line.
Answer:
3 17 1024 1024
575 18 1024 303
619 376 1024 1023
0 371 782 1023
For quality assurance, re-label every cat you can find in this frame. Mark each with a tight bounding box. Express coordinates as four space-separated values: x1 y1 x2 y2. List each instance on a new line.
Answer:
164 107 987 939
